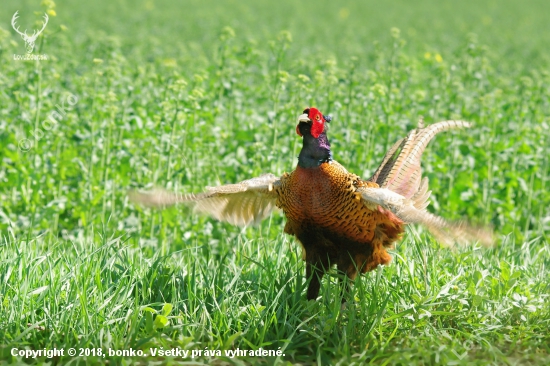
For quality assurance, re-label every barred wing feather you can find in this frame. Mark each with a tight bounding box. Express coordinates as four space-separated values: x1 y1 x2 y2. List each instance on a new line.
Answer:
129 174 281 226
359 187 493 246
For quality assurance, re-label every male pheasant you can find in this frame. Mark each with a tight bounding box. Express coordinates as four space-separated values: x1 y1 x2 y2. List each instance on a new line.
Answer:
130 107 492 301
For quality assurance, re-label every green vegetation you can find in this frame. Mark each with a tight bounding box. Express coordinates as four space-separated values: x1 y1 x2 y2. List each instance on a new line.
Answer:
1 0 549 364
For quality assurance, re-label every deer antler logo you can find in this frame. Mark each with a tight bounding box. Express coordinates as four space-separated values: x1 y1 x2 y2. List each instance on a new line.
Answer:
11 11 49 54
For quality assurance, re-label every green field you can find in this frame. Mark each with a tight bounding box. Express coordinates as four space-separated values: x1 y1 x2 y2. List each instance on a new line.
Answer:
1 0 549 364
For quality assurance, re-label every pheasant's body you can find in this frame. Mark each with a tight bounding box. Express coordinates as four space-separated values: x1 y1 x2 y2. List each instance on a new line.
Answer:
130 107 493 302
277 161 404 298
280 162 403 260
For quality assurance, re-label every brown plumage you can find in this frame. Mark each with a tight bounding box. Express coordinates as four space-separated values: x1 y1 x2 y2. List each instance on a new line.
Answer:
130 107 493 301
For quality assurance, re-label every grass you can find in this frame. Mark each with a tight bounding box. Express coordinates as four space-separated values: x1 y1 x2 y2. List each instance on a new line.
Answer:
0 0 549 364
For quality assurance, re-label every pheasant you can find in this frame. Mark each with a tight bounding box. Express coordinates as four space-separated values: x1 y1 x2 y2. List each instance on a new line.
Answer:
130 107 492 301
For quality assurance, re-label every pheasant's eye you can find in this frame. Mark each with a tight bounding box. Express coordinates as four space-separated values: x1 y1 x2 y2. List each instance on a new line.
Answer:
315 115 321 121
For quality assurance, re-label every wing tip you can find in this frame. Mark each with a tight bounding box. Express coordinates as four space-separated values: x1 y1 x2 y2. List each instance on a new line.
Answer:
437 220 496 248
128 188 181 209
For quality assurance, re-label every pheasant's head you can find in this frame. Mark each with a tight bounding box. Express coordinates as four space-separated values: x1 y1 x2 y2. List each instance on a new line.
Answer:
296 107 332 139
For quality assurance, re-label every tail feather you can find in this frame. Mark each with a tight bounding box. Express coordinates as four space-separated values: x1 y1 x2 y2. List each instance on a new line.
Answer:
363 119 493 247
411 177 431 210
370 120 472 209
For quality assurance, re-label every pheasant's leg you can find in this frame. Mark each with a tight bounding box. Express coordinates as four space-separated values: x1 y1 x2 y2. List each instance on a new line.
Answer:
336 258 355 303
305 249 331 301
338 273 355 304
305 261 323 300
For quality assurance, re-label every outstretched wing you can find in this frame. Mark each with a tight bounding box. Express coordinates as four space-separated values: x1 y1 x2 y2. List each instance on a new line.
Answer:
129 174 281 226
358 187 493 246
364 120 493 246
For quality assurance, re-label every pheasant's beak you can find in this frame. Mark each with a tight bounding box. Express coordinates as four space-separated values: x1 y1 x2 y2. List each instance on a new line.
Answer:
298 113 310 123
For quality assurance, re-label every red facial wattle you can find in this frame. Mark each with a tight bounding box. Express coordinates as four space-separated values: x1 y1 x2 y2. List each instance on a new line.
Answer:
296 107 327 139
308 108 326 139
